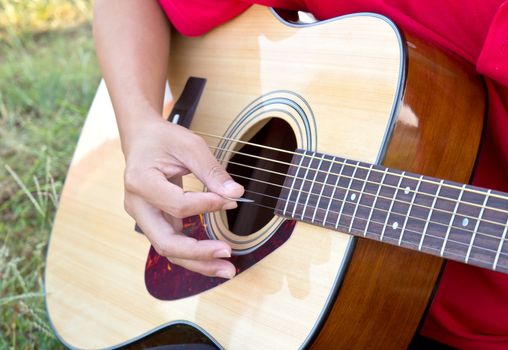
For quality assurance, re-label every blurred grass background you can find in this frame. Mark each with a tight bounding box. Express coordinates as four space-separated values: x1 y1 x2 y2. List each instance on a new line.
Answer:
0 0 100 348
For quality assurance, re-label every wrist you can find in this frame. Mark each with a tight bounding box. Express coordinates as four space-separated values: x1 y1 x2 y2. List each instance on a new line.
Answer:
116 108 165 156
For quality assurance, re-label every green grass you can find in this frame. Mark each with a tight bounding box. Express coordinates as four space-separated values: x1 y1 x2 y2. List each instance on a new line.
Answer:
0 1 100 348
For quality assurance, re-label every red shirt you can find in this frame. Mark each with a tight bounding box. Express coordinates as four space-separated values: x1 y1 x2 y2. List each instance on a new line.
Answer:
158 1 508 349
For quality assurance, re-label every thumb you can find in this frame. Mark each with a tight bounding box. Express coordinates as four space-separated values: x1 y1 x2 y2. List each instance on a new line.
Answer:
180 136 244 198
203 164 245 198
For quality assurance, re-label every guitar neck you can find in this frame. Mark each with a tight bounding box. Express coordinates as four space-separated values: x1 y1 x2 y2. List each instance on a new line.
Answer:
275 149 508 273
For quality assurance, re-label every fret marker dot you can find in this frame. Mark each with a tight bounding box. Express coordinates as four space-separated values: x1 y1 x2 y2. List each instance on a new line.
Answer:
392 222 399 230
462 218 469 227
404 186 410 195
350 193 356 201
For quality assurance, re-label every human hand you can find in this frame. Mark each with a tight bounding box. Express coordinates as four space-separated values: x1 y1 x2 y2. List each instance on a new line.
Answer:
121 116 244 279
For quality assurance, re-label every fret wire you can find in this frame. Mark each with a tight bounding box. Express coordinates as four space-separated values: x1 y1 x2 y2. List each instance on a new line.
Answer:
348 164 374 232
363 168 389 237
334 161 360 230
244 186 508 262
418 179 444 251
246 187 505 261
301 153 326 220
223 157 506 229
440 184 466 256
372 229 504 267
205 139 508 206
398 176 421 246
465 190 491 263
291 151 314 218
312 155 334 223
493 217 508 270
245 187 506 265
231 171 505 243
277 197 508 267
380 170 406 242
322 157 344 226
282 151 306 216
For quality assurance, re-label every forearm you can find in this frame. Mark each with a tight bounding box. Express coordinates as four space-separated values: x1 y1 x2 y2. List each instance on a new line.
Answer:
92 0 242 279
93 0 170 148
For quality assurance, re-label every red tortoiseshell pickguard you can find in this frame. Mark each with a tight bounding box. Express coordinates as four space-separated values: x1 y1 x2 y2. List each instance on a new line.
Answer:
145 215 296 300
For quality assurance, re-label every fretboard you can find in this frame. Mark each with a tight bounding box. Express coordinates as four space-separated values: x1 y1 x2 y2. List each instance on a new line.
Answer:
275 149 508 273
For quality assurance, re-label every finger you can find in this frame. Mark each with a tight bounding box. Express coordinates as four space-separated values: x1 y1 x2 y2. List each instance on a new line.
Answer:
132 196 234 261
129 168 236 218
156 231 233 260
178 135 244 199
162 166 190 180
164 213 183 233
170 257 236 279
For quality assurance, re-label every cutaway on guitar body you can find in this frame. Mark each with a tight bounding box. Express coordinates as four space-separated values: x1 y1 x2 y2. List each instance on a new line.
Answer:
45 6 485 350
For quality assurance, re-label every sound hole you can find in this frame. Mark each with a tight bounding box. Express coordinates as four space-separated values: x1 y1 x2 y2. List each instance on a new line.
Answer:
226 118 297 236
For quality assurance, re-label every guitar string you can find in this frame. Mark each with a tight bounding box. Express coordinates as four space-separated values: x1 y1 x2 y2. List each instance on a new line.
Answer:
207 141 508 217
209 149 508 235
207 142 508 244
206 143 508 231
240 188 508 263
228 171 508 245
195 130 508 206
223 156 506 230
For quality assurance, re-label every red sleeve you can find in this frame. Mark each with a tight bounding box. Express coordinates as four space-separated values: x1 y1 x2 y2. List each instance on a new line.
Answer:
395 3 508 348
477 2 508 86
157 0 250 36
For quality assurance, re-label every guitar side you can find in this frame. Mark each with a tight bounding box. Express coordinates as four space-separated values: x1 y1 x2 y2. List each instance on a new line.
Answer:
44 6 484 350
310 33 484 349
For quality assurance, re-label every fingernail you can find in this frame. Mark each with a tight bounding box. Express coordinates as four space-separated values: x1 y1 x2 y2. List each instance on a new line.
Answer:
222 201 237 210
223 180 242 193
213 249 231 258
216 270 235 279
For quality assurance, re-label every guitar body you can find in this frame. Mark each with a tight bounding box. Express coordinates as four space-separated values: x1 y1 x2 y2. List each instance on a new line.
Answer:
45 6 484 350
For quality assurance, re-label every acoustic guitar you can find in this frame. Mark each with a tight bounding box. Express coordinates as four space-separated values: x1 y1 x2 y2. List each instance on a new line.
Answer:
45 6 507 349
